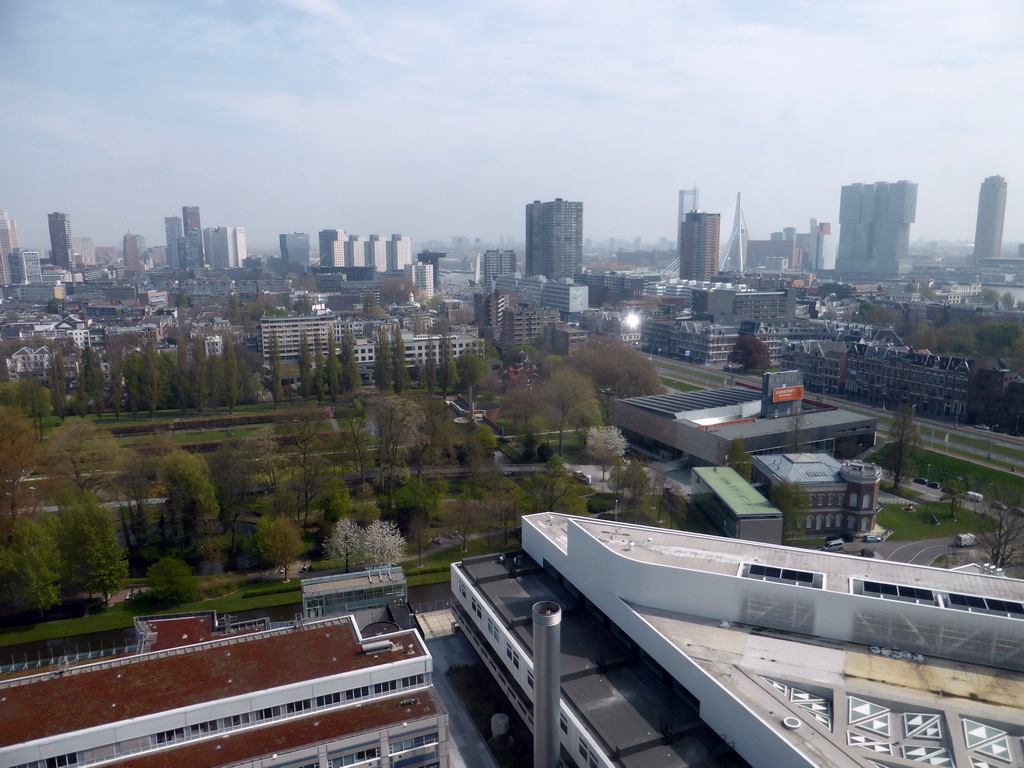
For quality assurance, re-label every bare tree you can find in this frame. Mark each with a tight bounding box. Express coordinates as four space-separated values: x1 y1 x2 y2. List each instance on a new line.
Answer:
882 404 920 490
978 497 1024 570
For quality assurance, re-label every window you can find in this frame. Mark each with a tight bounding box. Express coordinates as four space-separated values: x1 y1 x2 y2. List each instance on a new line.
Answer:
513 653 520 669
389 733 439 754
505 642 513 661
287 698 311 714
329 747 380 766
560 714 568 734
316 692 342 708
579 738 588 759
374 679 398 694
346 685 370 701
527 671 534 688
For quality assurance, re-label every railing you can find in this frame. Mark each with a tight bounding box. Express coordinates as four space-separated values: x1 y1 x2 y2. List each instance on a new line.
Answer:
410 600 454 614
0 643 137 676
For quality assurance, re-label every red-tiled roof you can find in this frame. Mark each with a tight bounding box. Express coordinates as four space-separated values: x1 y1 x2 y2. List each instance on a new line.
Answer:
0 619 423 747
111 690 443 768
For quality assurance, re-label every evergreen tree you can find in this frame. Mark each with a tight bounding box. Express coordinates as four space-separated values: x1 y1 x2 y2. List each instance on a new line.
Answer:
340 332 360 395
144 342 161 418
375 329 393 392
108 350 123 421
223 333 238 414
391 324 410 394
423 337 437 394
175 339 190 414
49 343 66 422
313 332 325 403
269 333 284 408
326 328 341 403
192 337 207 414
438 330 456 396
297 330 312 398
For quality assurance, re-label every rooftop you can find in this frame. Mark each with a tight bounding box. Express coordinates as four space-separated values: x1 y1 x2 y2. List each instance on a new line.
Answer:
0 616 424 747
528 514 1024 601
692 466 782 517
752 452 845 484
112 690 444 768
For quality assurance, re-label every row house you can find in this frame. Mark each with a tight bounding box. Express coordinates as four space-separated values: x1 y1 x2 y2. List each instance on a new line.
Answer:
578 309 642 346
780 339 849 394
640 318 738 365
844 344 972 420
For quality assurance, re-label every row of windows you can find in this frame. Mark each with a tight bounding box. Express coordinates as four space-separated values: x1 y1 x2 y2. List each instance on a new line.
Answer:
388 733 438 754
329 747 380 766
12 675 427 768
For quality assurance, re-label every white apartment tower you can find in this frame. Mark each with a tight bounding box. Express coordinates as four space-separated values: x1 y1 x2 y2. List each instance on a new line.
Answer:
387 234 413 271
405 262 434 299
345 235 367 267
0 210 19 284
204 226 247 271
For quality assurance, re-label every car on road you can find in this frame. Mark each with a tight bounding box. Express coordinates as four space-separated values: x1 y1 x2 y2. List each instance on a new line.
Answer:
975 424 992 431
928 481 942 489
863 534 883 543
913 477 927 485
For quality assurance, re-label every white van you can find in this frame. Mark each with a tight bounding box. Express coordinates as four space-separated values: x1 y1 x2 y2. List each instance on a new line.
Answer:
965 491 984 503
823 538 844 551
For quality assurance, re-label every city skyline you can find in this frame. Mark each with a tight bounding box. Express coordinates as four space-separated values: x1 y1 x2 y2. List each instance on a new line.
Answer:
3 1 1023 248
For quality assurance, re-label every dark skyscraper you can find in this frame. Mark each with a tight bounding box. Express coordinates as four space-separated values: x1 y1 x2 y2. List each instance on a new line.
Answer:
123 232 142 273
181 205 204 269
279 232 310 272
679 211 720 281
318 229 345 267
973 175 1007 263
47 212 74 270
835 180 917 277
164 216 183 269
524 198 583 280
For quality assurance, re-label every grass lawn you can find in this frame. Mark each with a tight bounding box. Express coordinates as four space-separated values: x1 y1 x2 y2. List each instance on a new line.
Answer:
876 500 977 542
660 377 701 392
0 585 302 648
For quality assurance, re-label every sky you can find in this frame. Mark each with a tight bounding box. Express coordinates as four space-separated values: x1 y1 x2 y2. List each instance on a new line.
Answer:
2 0 1023 251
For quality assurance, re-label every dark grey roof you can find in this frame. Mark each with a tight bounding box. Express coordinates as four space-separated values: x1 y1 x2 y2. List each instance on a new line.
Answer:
620 387 760 418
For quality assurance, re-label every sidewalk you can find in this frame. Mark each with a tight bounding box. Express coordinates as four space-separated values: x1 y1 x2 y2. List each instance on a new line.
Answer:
421 613 500 768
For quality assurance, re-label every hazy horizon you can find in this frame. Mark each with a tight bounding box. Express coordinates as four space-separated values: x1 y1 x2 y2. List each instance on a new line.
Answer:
3 0 1022 251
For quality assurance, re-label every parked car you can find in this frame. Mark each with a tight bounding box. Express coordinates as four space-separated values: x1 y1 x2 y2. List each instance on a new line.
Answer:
975 424 992 431
863 534 883 543
860 548 876 558
928 481 942 489
913 477 928 485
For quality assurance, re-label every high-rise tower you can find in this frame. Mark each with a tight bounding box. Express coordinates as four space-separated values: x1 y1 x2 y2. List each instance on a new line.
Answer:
123 232 143 273
318 229 345 267
835 180 917 278
279 232 310 273
47 212 74 271
525 198 583 280
678 188 700 225
204 226 246 271
973 175 1007 263
0 210 19 284
679 211 720 281
165 216 183 269
181 205 204 269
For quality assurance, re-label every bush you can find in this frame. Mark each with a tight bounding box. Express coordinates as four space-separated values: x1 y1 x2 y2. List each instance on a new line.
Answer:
146 557 200 605
537 442 554 462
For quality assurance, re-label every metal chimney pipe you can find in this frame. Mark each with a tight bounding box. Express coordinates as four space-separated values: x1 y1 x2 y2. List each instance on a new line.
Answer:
532 601 562 768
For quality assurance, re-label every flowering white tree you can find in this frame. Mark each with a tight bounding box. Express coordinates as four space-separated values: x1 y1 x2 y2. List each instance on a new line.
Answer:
327 517 362 572
585 426 628 480
362 519 407 565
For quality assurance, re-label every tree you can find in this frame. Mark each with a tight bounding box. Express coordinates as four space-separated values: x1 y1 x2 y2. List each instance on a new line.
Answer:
567 338 662 418
545 367 598 456
882 404 920 490
56 491 128 601
448 498 484 552
586 426 628 481
726 439 753 481
146 557 199 604
438 331 456 396
49 343 67 422
362 518 406 565
408 399 458 476
144 342 161 418
255 515 304 581
456 351 487 392
391 324 410 394
113 446 158 556
340 332 360 395
175 339 190 414
159 450 221 557
732 334 771 372
17 379 50 440
269 333 284 408
276 401 329 528
325 328 341 403
504 387 543 432
610 458 652 523
522 457 584 516
223 332 239 414
297 330 312 398
45 421 120 495
327 517 362 572
374 329 393 392
771 481 809 539
977 495 1024 569
0 406 39 518
942 477 966 520
370 395 421 502
2 515 62 614
422 337 437 394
